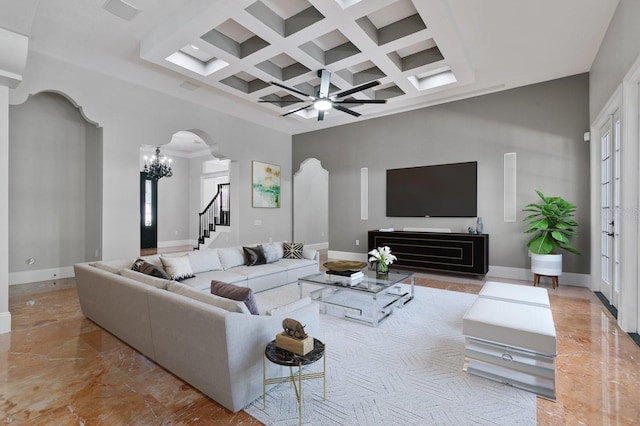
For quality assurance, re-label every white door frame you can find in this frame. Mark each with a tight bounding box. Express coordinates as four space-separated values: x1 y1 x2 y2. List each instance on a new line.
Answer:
592 54 640 334
620 54 640 333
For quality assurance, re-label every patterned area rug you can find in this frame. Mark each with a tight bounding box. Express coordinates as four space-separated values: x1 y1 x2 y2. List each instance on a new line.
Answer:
246 284 536 426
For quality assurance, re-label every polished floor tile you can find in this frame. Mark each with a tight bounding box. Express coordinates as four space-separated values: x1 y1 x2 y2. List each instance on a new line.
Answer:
2 274 639 425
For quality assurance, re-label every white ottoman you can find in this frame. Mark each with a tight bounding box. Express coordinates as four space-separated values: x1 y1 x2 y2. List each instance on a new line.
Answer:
479 281 550 308
463 297 557 399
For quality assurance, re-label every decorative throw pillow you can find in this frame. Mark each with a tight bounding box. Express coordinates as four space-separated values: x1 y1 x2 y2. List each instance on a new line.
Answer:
132 258 170 279
261 243 280 264
283 241 304 259
188 249 223 273
167 281 250 314
210 280 259 315
160 254 195 281
217 247 246 270
243 246 267 266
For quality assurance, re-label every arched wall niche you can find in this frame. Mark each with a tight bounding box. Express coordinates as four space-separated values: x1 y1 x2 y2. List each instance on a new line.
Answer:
140 128 237 249
8 90 103 281
294 158 328 248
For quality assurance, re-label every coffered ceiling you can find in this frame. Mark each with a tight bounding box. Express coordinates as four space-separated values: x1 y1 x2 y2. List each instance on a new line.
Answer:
3 0 619 135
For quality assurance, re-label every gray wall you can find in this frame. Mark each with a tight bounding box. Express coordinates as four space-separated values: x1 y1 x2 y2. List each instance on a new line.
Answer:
10 52 292 262
157 155 190 243
590 0 640 122
9 92 101 272
293 74 590 274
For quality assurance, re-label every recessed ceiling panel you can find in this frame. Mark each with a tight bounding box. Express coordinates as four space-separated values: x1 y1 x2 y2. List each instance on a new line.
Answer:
387 39 444 71
256 53 310 81
201 19 270 59
246 0 324 37
357 0 426 46
299 30 360 65
220 73 270 94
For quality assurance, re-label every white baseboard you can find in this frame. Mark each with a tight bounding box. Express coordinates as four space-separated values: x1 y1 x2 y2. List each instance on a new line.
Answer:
327 251 591 287
9 266 75 286
305 242 329 251
487 265 591 287
328 251 368 262
0 311 11 334
157 239 197 248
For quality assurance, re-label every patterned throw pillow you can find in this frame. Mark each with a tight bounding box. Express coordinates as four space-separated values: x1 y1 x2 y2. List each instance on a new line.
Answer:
283 241 304 259
160 255 195 281
243 246 266 266
132 258 170 279
210 280 259 315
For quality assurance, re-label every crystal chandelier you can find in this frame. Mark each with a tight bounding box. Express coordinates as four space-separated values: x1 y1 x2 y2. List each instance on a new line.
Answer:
142 147 173 180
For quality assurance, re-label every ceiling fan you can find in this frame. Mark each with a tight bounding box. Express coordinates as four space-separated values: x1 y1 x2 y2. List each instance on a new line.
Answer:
260 69 387 121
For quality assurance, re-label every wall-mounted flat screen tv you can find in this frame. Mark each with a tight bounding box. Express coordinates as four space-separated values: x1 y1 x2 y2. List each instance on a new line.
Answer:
386 161 477 217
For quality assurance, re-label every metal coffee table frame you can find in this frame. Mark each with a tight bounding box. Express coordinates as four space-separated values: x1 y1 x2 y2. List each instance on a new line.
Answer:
298 270 414 326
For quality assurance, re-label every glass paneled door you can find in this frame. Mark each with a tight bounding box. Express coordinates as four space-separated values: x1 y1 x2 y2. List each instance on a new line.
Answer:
599 111 621 308
140 172 158 249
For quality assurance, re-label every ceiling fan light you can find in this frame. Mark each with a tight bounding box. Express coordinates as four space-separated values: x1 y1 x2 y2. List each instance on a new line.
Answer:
314 99 332 111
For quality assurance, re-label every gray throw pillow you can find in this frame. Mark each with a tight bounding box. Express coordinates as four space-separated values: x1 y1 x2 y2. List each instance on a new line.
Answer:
243 246 266 266
132 258 170 279
261 243 280 263
210 280 259 315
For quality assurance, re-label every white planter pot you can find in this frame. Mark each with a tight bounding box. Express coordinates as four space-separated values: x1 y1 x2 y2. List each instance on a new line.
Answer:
531 253 562 276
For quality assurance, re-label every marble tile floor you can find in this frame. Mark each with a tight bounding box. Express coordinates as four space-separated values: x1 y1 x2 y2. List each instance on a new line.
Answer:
2 274 639 425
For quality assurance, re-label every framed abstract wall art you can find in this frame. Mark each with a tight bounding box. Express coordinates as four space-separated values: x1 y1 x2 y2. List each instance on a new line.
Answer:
252 161 281 208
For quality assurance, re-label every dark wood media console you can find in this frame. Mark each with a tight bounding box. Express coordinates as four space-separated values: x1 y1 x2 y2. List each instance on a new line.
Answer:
368 230 489 276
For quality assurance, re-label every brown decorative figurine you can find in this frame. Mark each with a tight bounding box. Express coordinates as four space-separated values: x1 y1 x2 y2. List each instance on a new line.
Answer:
282 318 307 340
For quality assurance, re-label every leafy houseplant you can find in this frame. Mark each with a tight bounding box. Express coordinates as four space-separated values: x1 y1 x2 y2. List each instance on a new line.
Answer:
523 190 580 255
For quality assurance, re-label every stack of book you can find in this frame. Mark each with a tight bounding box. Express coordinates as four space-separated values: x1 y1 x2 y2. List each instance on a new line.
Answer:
326 269 364 285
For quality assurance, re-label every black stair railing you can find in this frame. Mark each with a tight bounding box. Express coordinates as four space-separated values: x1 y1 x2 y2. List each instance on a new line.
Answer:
197 183 230 249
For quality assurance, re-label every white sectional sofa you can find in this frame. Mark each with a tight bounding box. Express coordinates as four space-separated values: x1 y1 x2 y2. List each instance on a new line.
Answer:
73 242 321 412
462 281 557 399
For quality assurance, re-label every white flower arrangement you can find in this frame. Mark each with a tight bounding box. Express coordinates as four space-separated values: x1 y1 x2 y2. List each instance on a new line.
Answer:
368 246 397 271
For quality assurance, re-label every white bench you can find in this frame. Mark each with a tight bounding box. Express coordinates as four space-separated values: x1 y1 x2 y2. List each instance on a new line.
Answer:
463 281 557 399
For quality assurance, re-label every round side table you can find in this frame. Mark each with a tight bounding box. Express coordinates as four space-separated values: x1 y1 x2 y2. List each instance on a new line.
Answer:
263 338 325 426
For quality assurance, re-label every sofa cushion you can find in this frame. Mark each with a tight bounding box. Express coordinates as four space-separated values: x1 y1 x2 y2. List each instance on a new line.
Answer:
93 261 121 274
211 280 259 315
261 243 281 264
161 254 196 281
266 296 312 316
243 246 266 266
218 247 246 270
120 268 172 290
132 258 170 280
167 281 250 314
272 258 317 270
283 241 304 259
228 264 287 279
188 249 223 274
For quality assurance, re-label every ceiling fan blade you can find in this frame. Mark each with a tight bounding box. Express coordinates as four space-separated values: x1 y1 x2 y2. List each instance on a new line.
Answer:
333 104 361 117
334 80 380 99
334 99 387 104
318 69 331 98
317 110 325 121
270 81 313 99
282 104 313 117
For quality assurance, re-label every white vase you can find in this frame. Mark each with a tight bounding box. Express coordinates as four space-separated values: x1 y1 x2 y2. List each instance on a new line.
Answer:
531 253 562 276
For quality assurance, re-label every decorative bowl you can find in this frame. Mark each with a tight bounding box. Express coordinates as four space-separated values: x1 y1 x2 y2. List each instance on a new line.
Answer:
323 261 368 272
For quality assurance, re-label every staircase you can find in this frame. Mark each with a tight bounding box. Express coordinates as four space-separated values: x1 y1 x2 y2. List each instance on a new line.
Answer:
196 183 230 250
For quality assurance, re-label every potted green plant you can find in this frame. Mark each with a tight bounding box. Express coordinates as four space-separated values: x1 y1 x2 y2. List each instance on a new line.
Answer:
523 190 580 278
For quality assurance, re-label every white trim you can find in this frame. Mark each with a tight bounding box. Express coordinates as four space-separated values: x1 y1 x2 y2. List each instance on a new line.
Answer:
619 52 640 333
487 265 591 287
0 311 11 334
327 251 592 287
9 266 75 285
305 242 329 251
157 239 197 248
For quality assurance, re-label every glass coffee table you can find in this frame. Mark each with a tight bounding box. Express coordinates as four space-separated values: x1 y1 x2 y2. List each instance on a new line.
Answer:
298 270 414 326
